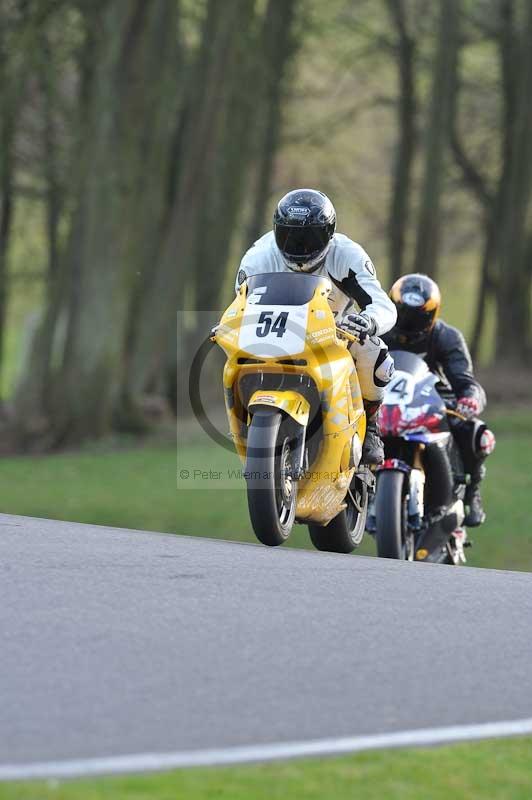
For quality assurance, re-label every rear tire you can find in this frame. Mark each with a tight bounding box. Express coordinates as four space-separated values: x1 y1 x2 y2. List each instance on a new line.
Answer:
308 473 368 554
375 470 407 559
246 410 297 546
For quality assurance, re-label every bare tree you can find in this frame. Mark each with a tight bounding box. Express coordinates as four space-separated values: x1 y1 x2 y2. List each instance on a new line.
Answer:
495 0 532 361
451 0 532 363
413 0 460 278
385 0 417 282
14 0 182 445
245 0 300 248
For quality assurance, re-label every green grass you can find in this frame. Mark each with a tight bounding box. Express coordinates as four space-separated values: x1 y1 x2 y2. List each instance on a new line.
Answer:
0 403 527 573
0 444 175 534
178 407 532 571
1 737 531 799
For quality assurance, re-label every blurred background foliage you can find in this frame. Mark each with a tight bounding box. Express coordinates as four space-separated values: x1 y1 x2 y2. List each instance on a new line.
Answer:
0 0 531 453
0 0 531 556
0 8 530 793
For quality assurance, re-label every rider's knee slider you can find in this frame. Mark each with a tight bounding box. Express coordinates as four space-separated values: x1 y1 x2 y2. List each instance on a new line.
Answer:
374 349 395 388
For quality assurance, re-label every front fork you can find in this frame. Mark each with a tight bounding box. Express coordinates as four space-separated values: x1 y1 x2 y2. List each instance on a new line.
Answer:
407 468 425 530
367 459 423 553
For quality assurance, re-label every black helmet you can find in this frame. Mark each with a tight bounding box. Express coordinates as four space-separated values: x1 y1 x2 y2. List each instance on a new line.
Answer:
273 188 336 272
390 273 441 345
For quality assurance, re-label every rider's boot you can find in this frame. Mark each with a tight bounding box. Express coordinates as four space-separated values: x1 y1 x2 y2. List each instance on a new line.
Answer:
362 401 384 466
464 465 486 527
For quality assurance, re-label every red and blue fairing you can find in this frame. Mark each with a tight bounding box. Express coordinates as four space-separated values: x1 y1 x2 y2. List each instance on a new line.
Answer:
378 351 450 445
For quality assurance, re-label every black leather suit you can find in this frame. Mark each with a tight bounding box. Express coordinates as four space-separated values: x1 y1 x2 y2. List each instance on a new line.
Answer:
382 319 488 479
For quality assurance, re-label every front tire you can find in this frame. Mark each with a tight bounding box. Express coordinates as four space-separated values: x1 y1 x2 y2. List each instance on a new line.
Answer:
308 473 368 554
246 410 297 546
375 470 407 559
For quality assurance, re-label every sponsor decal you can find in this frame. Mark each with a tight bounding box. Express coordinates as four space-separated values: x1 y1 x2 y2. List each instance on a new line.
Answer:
288 206 310 216
254 395 276 404
247 294 261 305
364 259 376 276
307 326 335 343
237 269 247 286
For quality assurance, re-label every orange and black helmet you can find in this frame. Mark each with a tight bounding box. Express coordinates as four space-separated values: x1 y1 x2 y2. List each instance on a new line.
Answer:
390 273 441 344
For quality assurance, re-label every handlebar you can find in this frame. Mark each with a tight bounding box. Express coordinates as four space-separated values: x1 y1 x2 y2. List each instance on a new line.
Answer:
446 407 467 422
335 326 358 344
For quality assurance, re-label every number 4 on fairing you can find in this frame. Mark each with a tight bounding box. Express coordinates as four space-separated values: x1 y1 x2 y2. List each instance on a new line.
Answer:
256 311 288 338
384 371 415 405
390 377 408 399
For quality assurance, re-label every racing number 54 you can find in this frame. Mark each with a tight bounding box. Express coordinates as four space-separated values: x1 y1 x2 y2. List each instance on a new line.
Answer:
256 311 288 338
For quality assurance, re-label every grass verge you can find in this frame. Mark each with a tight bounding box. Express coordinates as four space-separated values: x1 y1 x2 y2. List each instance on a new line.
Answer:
1 738 531 799
0 409 527 571
0 445 175 534
177 407 532 571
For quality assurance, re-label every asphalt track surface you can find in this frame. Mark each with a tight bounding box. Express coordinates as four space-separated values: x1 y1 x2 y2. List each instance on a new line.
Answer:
1 513 532 779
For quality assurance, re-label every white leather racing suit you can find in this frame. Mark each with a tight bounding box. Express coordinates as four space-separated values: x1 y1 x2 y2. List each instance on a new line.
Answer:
235 231 397 402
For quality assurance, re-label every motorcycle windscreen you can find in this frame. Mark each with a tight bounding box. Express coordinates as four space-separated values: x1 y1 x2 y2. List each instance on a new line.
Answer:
246 272 325 305
239 273 323 357
389 349 430 379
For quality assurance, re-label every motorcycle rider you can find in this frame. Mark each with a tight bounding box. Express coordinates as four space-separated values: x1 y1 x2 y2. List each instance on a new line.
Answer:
235 188 397 465
384 273 495 526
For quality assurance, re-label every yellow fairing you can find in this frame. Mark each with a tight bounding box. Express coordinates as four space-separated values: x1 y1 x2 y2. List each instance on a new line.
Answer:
248 390 310 426
215 275 366 526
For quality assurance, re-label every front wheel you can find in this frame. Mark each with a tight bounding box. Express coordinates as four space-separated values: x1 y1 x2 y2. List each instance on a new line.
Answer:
375 470 408 559
246 410 298 546
308 472 369 554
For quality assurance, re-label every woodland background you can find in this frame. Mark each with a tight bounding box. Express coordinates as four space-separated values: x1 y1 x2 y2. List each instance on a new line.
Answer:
0 0 531 454
0 6 530 794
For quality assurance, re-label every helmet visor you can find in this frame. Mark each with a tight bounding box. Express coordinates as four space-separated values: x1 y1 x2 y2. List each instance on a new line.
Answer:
275 224 330 264
396 304 436 334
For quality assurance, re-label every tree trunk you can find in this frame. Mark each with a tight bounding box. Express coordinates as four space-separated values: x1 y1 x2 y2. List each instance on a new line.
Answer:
0 12 22 397
160 0 301 419
124 0 254 405
450 0 517 362
413 0 460 279
245 0 300 248
191 0 259 313
0 139 13 402
0 0 56 403
14 0 182 445
385 0 417 283
114 0 184 430
495 0 532 362
39 32 62 284
469 212 496 361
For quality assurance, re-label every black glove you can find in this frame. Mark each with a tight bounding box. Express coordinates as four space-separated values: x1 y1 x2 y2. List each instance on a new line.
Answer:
339 313 377 343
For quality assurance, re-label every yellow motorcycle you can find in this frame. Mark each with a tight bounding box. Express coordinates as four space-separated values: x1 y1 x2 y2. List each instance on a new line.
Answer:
212 272 373 552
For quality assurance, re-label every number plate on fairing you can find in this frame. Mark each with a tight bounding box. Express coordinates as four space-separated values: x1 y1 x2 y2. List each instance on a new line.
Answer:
383 370 415 405
239 303 309 357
